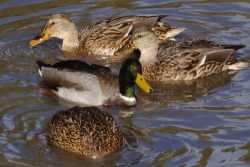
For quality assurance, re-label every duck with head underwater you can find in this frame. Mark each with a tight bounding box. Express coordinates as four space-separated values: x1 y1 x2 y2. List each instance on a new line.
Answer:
115 27 249 81
29 14 185 56
37 58 153 106
47 106 124 158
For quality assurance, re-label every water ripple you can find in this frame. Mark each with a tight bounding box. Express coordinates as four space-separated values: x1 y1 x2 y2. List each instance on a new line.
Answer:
1 0 250 166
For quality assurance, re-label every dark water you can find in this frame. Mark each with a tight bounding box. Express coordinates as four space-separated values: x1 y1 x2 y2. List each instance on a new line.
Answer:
1 0 250 166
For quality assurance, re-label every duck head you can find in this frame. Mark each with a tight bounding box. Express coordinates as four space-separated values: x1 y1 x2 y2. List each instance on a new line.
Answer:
119 58 153 98
115 27 159 63
29 14 78 48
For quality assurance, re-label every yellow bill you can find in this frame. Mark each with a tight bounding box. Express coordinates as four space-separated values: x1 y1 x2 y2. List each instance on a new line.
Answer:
135 73 153 93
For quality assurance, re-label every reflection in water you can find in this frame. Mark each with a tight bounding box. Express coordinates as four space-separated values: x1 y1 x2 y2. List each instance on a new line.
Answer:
1 0 250 166
152 147 189 166
139 72 235 104
239 141 250 163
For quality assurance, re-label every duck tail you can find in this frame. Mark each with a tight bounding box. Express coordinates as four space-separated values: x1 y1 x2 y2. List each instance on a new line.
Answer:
37 60 50 69
152 22 186 41
36 60 51 77
222 44 246 51
228 61 249 70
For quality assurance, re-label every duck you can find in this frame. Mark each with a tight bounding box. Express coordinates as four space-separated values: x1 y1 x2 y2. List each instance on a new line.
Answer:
29 14 185 56
115 27 249 81
37 58 153 106
47 106 123 158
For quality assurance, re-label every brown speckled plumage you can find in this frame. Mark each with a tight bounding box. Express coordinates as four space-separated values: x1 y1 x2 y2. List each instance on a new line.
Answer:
47 106 123 158
126 27 248 81
29 14 185 56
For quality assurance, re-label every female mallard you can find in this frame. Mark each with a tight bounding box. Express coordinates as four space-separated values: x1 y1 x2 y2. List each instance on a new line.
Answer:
115 27 248 81
47 106 123 158
37 58 153 106
29 14 185 56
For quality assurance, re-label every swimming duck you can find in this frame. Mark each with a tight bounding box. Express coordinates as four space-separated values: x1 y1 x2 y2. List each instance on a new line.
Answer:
47 106 123 158
37 58 153 106
115 27 248 81
29 14 185 56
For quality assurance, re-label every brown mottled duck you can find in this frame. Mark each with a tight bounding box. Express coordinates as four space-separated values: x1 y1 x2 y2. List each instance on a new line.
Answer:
29 14 185 56
47 106 123 158
115 27 248 81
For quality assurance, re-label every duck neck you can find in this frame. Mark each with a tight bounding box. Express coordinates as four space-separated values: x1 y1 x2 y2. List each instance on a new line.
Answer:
119 76 135 98
61 25 79 51
138 43 159 77
120 84 135 98
139 43 158 65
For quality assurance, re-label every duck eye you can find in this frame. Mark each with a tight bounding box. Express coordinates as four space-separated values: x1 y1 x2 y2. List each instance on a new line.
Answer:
137 34 142 38
51 22 55 25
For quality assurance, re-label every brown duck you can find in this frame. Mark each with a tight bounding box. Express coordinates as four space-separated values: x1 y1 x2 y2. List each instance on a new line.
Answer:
115 27 249 81
47 106 123 158
29 14 185 56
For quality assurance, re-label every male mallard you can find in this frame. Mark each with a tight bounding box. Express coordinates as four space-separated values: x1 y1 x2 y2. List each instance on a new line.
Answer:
47 106 123 158
29 14 185 56
115 27 248 81
37 58 153 106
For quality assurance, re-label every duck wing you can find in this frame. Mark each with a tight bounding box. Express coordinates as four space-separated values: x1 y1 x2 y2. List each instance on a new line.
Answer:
106 15 168 38
157 48 235 80
83 15 168 40
104 15 185 40
81 15 185 55
176 39 246 65
159 39 245 62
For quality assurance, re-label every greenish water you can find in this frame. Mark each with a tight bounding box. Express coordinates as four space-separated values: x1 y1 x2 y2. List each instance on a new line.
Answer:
0 0 250 166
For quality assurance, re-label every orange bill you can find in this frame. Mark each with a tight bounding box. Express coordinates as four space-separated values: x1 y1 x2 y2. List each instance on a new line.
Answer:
29 29 51 46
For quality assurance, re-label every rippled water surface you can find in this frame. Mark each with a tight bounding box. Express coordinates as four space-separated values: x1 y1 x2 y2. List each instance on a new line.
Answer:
1 0 250 166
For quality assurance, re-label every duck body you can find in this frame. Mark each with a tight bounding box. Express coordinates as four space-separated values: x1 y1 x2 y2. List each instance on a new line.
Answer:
117 27 248 81
29 14 185 56
151 39 248 80
37 58 152 106
47 106 123 158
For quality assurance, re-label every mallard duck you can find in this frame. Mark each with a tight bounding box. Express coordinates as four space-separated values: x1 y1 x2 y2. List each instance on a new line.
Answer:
37 58 153 106
115 27 248 81
29 14 185 56
47 106 123 158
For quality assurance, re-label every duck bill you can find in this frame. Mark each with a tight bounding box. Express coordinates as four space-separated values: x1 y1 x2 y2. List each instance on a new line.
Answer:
29 29 51 46
135 73 153 93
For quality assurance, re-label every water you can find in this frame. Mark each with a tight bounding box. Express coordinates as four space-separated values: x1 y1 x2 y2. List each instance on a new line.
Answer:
1 0 250 166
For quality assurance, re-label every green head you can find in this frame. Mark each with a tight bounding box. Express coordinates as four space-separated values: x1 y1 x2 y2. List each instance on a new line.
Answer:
119 58 153 98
